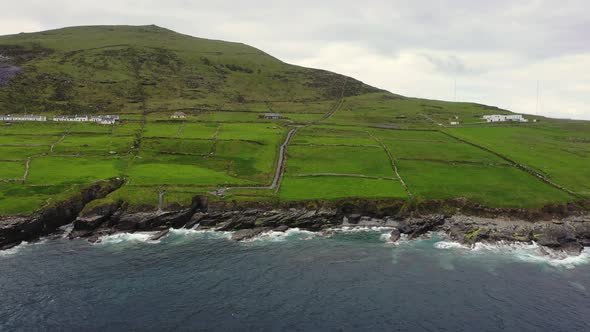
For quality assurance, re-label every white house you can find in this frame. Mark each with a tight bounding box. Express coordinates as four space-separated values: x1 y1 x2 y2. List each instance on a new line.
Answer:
450 121 459 125
0 114 47 122
483 114 528 123
171 111 187 119
261 113 284 119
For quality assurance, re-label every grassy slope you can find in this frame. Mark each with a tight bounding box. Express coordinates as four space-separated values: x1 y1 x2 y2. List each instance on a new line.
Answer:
0 25 588 215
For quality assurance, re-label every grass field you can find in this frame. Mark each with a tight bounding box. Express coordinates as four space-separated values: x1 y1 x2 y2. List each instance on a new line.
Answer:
449 126 590 196
398 160 574 207
279 177 407 201
286 145 394 177
0 25 587 215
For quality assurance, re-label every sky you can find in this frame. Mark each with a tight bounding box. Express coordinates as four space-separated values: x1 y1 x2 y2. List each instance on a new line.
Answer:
1 0 589 120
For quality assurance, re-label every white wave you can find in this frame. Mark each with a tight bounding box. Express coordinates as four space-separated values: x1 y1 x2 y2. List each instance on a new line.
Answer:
383 233 411 246
0 239 48 257
434 241 468 250
169 228 234 240
434 239 590 269
0 241 29 257
246 228 318 243
96 232 159 245
337 226 393 233
513 246 590 269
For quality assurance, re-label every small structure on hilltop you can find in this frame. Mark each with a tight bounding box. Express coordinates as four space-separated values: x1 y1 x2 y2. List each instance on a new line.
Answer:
171 111 187 119
483 114 528 123
261 113 284 119
0 114 47 122
450 121 459 125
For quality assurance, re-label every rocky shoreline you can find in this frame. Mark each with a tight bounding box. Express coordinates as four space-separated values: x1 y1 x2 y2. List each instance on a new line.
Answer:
2 198 589 254
1 179 589 253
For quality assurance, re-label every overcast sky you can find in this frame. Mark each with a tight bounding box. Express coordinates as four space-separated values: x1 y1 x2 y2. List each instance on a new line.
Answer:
1 0 589 119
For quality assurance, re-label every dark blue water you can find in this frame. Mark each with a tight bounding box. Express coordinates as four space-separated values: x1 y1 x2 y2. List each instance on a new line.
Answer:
1 228 589 331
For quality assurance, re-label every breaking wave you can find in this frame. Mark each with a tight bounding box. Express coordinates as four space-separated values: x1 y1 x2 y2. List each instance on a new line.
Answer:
168 228 234 240
434 239 590 269
97 232 159 245
336 226 393 233
0 240 47 258
245 228 318 243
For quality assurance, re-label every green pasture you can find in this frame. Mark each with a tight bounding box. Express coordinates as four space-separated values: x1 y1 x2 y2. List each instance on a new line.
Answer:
126 155 251 186
26 156 126 185
286 145 393 177
180 123 219 139
0 146 49 159
0 161 25 179
0 122 69 135
279 177 407 201
449 126 590 196
291 135 379 146
52 135 134 156
0 135 59 146
215 140 277 183
0 184 78 215
398 160 574 207
142 138 213 155
143 122 183 138
383 140 505 163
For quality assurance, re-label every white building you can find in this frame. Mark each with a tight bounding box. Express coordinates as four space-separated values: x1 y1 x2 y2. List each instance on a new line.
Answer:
53 114 119 125
483 114 528 123
90 115 119 124
171 111 187 119
450 121 459 125
261 113 284 119
0 114 47 122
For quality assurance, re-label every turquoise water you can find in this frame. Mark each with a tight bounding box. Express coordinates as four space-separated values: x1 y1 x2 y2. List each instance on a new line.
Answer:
1 228 589 331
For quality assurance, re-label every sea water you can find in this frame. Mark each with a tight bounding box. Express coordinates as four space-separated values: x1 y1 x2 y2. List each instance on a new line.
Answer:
1 229 589 331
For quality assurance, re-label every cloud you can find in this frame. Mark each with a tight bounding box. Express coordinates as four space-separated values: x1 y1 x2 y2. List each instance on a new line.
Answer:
0 0 588 119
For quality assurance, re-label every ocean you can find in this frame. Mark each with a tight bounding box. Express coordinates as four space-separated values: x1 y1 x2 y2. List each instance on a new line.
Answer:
1 228 589 331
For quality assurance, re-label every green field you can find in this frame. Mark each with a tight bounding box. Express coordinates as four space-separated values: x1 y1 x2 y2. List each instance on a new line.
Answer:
398 160 574 207
0 25 586 215
279 177 407 201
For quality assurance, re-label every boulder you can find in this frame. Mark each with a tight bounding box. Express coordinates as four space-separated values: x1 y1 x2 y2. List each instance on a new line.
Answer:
390 228 401 242
150 229 170 241
231 228 269 241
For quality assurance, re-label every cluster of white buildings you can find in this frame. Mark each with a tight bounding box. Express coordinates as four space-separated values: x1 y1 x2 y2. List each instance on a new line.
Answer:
53 115 120 125
1 114 120 125
0 114 47 122
483 114 528 123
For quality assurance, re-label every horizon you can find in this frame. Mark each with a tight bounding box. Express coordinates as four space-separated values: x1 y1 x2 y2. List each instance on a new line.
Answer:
0 1 588 120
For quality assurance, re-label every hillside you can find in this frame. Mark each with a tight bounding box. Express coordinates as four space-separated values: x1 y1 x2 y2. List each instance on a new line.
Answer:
0 25 589 217
0 25 379 114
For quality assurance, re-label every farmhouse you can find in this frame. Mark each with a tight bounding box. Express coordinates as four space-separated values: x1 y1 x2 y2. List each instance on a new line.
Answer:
483 114 528 123
450 121 459 125
171 111 187 119
261 113 284 119
0 114 47 122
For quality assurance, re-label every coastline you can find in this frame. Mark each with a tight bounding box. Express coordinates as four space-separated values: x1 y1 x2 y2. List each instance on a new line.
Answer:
1 187 589 254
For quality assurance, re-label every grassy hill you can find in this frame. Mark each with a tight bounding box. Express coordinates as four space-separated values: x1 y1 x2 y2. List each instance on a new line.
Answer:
0 25 589 215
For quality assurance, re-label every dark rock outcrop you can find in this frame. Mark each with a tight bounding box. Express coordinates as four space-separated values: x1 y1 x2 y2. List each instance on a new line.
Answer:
231 228 269 241
2 188 590 253
0 178 124 249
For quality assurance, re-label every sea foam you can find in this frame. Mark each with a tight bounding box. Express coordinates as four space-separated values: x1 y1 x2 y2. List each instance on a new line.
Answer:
168 228 234 240
97 232 159 245
245 228 318 243
0 240 48 258
434 239 590 269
